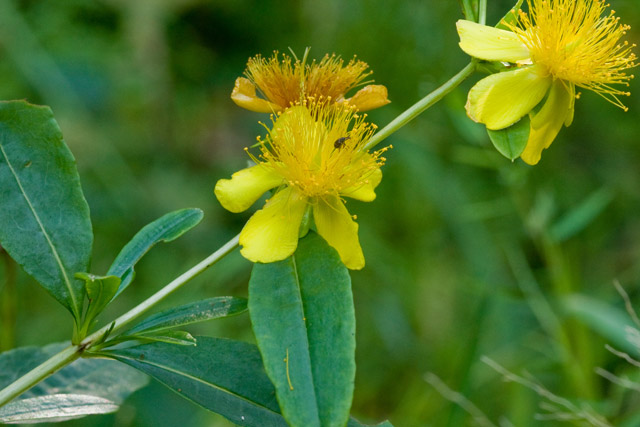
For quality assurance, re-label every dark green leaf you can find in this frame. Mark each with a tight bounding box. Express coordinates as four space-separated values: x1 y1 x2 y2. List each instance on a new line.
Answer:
549 187 613 243
0 394 118 424
487 116 530 161
107 208 203 297
123 296 247 335
0 100 93 320
102 337 286 427
0 342 148 423
249 231 355 427
76 273 120 335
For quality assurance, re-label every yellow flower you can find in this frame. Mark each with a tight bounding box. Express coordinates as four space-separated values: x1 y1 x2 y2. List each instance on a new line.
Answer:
215 101 389 269
457 0 636 164
231 51 390 113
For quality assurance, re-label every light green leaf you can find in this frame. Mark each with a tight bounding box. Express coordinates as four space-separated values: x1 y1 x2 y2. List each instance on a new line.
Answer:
0 100 93 320
249 231 355 427
75 273 120 335
132 330 197 346
107 208 203 297
496 0 525 30
487 115 530 161
560 294 640 357
102 337 287 427
123 296 247 335
348 419 394 427
0 394 118 424
0 342 148 422
549 188 613 243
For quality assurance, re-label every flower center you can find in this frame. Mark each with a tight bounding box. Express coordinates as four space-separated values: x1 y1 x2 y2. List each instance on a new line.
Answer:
254 102 385 199
508 0 637 109
244 52 372 109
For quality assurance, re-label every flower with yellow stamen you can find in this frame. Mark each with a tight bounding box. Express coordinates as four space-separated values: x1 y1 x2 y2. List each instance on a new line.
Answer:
456 0 636 164
231 51 390 113
215 100 389 269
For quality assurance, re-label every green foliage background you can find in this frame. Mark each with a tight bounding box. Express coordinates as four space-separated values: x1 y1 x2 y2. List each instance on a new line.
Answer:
1 0 639 425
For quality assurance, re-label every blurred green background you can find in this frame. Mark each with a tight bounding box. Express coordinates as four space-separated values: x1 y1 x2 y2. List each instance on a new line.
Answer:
1 0 640 425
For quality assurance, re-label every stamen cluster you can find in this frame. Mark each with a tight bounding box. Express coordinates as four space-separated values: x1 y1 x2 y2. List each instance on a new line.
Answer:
245 52 372 109
507 0 637 109
252 99 387 199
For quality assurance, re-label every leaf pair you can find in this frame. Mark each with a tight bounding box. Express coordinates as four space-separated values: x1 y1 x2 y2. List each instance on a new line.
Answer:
0 100 204 334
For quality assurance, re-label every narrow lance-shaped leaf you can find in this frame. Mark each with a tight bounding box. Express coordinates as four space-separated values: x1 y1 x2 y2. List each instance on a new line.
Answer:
0 342 148 424
549 187 613 243
107 208 203 297
101 337 286 427
99 338 393 427
0 394 118 424
130 330 197 346
0 100 93 320
249 231 356 427
561 294 640 357
122 296 248 336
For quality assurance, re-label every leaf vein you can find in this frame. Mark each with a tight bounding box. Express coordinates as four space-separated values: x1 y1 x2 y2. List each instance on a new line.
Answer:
0 142 78 316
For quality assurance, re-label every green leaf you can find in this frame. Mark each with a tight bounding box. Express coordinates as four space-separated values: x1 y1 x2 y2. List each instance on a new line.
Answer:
102 337 287 427
75 273 121 335
249 231 355 427
0 394 118 424
560 294 640 357
0 100 93 320
348 419 394 427
486 116 530 161
122 296 247 335
549 187 613 243
496 0 525 30
132 330 197 346
107 208 203 297
0 342 148 423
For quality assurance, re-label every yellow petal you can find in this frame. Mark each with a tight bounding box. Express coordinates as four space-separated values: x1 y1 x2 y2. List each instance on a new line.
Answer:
341 167 382 202
456 20 531 62
345 85 390 112
239 187 308 263
230 77 282 113
521 80 574 165
214 165 284 213
467 65 551 130
313 196 364 270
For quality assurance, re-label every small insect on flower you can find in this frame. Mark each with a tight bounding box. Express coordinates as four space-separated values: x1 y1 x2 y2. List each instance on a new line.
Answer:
456 0 637 164
214 99 389 270
333 136 350 149
230 50 390 114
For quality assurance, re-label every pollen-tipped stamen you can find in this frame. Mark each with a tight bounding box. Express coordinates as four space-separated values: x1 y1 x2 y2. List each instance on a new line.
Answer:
506 0 637 109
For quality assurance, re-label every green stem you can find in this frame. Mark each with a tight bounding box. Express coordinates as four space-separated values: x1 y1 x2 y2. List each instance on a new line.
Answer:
460 0 477 21
364 61 476 151
479 0 487 25
1 250 17 352
0 234 240 407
